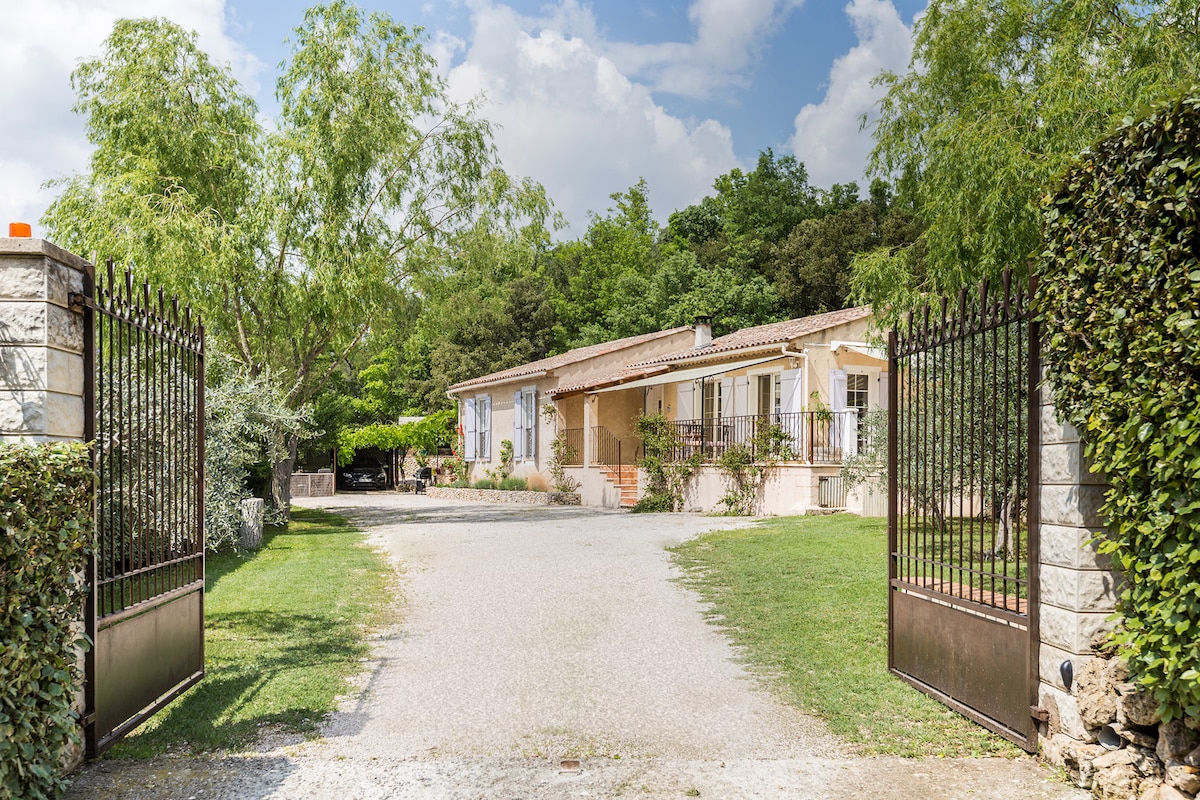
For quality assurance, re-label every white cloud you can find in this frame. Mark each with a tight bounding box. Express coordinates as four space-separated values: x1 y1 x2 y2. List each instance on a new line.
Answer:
601 0 804 98
788 0 914 189
0 0 261 237
446 2 739 234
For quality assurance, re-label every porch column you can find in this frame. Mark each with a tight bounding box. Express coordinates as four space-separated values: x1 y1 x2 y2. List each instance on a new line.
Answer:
1037 378 1120 755
0 235 89 443
582 393 594 467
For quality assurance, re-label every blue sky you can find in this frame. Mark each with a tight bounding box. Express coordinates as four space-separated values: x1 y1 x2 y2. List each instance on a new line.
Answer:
2 0 926 237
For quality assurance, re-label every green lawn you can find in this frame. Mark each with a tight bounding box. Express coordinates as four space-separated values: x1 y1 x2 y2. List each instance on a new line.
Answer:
670 514 1019 757
111 508 395 758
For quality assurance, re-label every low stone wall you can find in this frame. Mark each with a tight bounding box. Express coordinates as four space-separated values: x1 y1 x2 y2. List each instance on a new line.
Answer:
1043 637 1200 799
425 487 580 506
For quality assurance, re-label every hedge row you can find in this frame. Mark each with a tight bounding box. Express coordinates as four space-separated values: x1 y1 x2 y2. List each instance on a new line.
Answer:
0 443 93 800
1040 89 1200 721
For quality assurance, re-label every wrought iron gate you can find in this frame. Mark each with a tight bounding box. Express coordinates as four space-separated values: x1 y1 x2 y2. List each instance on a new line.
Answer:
887 272 1040 750
79 261 205 756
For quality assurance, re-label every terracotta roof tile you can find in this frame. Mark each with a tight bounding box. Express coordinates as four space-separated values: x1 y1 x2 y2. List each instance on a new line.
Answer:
447 326 691 393
630 307 874 367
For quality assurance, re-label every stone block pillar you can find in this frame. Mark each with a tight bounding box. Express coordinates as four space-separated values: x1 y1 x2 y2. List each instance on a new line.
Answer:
0 237 90 443
1037 378 1121 750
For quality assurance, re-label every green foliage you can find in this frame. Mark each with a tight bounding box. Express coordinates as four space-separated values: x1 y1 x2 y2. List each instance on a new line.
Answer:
206 359 313 549
860 0 1200 323
1039 89 1200 722
545 428 582 493
335 409 455 467
0 444 93 800
840 408 888 490
472 479 496 490
714 424 792 516
483 439 515 484
632 414 701 513
44 4 504 508
497 477 528 491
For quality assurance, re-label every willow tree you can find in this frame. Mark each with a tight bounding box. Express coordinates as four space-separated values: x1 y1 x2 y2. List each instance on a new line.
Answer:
44 3 505 514
854 0 1200 320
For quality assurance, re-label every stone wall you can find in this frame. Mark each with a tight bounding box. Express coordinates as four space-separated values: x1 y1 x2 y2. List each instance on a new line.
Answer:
425 487 580 506
1037 383 1199 799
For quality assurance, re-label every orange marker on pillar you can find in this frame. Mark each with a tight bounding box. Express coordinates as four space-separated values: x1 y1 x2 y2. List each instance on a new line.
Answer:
9 222 32 237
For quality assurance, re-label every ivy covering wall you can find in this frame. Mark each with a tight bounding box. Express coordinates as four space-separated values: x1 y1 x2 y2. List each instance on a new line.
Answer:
0 443 93 800
1039 90 1200 721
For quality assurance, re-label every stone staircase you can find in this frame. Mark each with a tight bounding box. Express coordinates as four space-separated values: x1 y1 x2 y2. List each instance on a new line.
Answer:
599 464 640 508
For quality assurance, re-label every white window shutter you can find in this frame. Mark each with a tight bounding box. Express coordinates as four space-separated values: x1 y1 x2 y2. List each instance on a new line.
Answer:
513 390 525 461
780 369 802 414
527 390 537 459
480 396 492 460
463 397 477 461
733 376 750 417
843 412 859 457
878 372 890 412
676 382 694 421
720 378 734 418
830 370 848 411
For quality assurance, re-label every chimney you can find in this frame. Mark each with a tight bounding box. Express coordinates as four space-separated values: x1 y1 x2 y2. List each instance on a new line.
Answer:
693 315 712 349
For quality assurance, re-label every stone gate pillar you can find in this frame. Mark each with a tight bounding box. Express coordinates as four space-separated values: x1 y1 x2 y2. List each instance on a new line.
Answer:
1037 377 1120 755
0 234 89 443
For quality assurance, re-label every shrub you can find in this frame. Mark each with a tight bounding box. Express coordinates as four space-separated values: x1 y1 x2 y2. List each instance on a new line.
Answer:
1039 88 1200 721
498 477 527 491
473 479 496 490
526 474 549 492
448 479 469 488
0 443 93 800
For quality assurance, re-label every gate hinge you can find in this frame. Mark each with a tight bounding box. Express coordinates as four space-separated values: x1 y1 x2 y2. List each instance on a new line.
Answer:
1030 706 1051 723
78 711 96 727
68 292 88 312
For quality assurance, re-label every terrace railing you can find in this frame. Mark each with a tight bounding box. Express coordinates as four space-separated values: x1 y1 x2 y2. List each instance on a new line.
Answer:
656 410 860 464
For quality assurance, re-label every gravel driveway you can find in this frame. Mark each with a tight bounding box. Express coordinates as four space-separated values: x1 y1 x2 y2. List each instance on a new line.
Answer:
67 493 1085 799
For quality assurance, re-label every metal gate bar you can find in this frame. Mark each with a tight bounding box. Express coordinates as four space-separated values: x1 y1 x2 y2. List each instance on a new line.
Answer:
81 259 205 756
887 271 1040 751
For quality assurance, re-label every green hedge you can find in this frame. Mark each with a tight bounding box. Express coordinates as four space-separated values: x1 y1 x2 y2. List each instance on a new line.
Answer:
1039 89 1200 721
0 443 94 800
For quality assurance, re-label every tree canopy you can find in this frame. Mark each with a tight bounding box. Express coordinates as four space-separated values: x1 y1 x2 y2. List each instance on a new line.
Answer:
43 3 517 509
856 0 1200 317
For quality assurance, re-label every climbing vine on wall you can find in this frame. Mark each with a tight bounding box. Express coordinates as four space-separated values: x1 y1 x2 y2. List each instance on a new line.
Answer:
1039 89 1200 722
0 443 93 800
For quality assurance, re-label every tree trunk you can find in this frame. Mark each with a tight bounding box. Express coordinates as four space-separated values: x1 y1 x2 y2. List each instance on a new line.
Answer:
269 431 299 521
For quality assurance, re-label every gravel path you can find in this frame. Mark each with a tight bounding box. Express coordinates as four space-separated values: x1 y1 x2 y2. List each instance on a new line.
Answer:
67 493 1086 799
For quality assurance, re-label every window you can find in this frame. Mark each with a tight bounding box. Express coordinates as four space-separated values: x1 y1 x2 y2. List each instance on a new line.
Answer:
847 374 869 416
847 374 869 450
757 374 781 417
514 387 536 460
702 380 721 421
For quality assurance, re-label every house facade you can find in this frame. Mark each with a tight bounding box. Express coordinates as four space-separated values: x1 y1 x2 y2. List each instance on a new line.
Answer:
449 308 889 515
445 326 696 487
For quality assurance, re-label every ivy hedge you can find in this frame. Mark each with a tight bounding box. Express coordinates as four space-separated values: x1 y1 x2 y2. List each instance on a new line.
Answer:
0 443 94 800
1039 90 1200 721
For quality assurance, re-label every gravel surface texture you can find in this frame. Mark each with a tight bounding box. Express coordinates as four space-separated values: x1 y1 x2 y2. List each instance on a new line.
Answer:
67 493 1086 799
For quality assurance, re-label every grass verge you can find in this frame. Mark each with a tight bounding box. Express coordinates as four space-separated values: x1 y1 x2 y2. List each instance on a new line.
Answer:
111 507 395 758
670 513 1019 758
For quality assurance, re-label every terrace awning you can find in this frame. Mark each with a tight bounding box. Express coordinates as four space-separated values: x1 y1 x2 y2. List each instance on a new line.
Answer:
588 355 783 394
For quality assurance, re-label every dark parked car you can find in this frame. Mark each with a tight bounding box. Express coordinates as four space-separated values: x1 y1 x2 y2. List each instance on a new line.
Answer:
341 457 388 490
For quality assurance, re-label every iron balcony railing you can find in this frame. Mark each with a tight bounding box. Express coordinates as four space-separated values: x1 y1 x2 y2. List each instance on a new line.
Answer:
590 425 622 471
560 428 585 466
654 410 862 465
